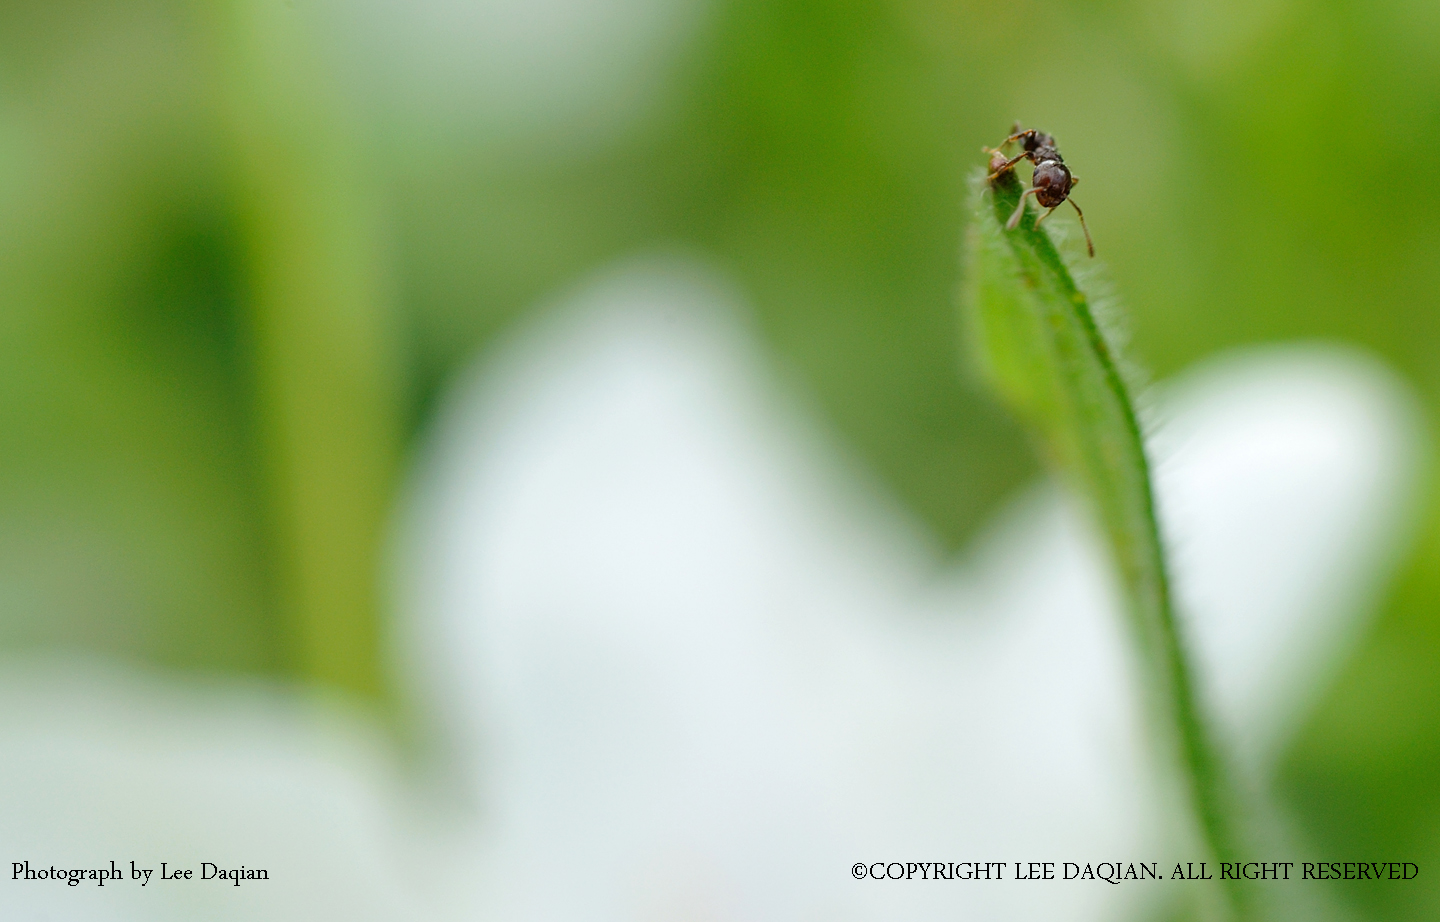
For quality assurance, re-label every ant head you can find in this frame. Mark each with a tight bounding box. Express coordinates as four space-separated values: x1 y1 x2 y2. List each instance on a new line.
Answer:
1032 160 1072 207
1023 130 1054 153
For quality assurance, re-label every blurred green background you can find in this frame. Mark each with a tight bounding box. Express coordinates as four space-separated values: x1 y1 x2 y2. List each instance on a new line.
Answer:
0 0 1436 917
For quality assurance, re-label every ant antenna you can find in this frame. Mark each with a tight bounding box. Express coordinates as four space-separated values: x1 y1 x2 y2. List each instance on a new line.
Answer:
1069 199 1094 258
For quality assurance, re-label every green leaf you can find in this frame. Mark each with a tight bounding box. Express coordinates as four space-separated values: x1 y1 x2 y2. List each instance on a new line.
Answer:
961 163 1246 920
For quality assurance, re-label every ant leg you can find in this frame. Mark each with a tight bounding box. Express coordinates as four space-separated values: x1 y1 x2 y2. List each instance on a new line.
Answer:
1034 204 1060 228
999 128 1036 149
1069 198 1095 257
986 152 1029 179
983 128 1036 158
1006 188 1040 230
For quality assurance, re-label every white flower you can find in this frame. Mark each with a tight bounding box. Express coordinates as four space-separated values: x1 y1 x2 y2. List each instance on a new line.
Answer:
0 261 1421 921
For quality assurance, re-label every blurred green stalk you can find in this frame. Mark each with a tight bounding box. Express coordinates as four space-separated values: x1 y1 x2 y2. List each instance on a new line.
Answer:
212 0 401 700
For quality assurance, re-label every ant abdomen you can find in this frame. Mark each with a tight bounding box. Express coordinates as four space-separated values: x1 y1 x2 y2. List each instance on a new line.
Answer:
1032 161 1072 207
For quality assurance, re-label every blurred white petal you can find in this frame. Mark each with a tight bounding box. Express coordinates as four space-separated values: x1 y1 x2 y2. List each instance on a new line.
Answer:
1153 347 1424 769
400 260 1422 919
0 260 1421 920
0 661 436 921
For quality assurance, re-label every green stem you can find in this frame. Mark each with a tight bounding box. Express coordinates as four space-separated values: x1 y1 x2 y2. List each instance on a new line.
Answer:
965 165 1247 919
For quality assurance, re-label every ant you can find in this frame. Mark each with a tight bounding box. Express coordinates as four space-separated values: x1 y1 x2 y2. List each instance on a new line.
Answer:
985 123 1094 257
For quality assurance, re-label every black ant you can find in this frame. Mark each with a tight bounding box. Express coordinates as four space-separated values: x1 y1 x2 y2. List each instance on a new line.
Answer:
984 123 1093 257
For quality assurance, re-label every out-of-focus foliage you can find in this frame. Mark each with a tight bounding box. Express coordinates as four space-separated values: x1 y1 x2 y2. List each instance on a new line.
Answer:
0 0 1438 918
